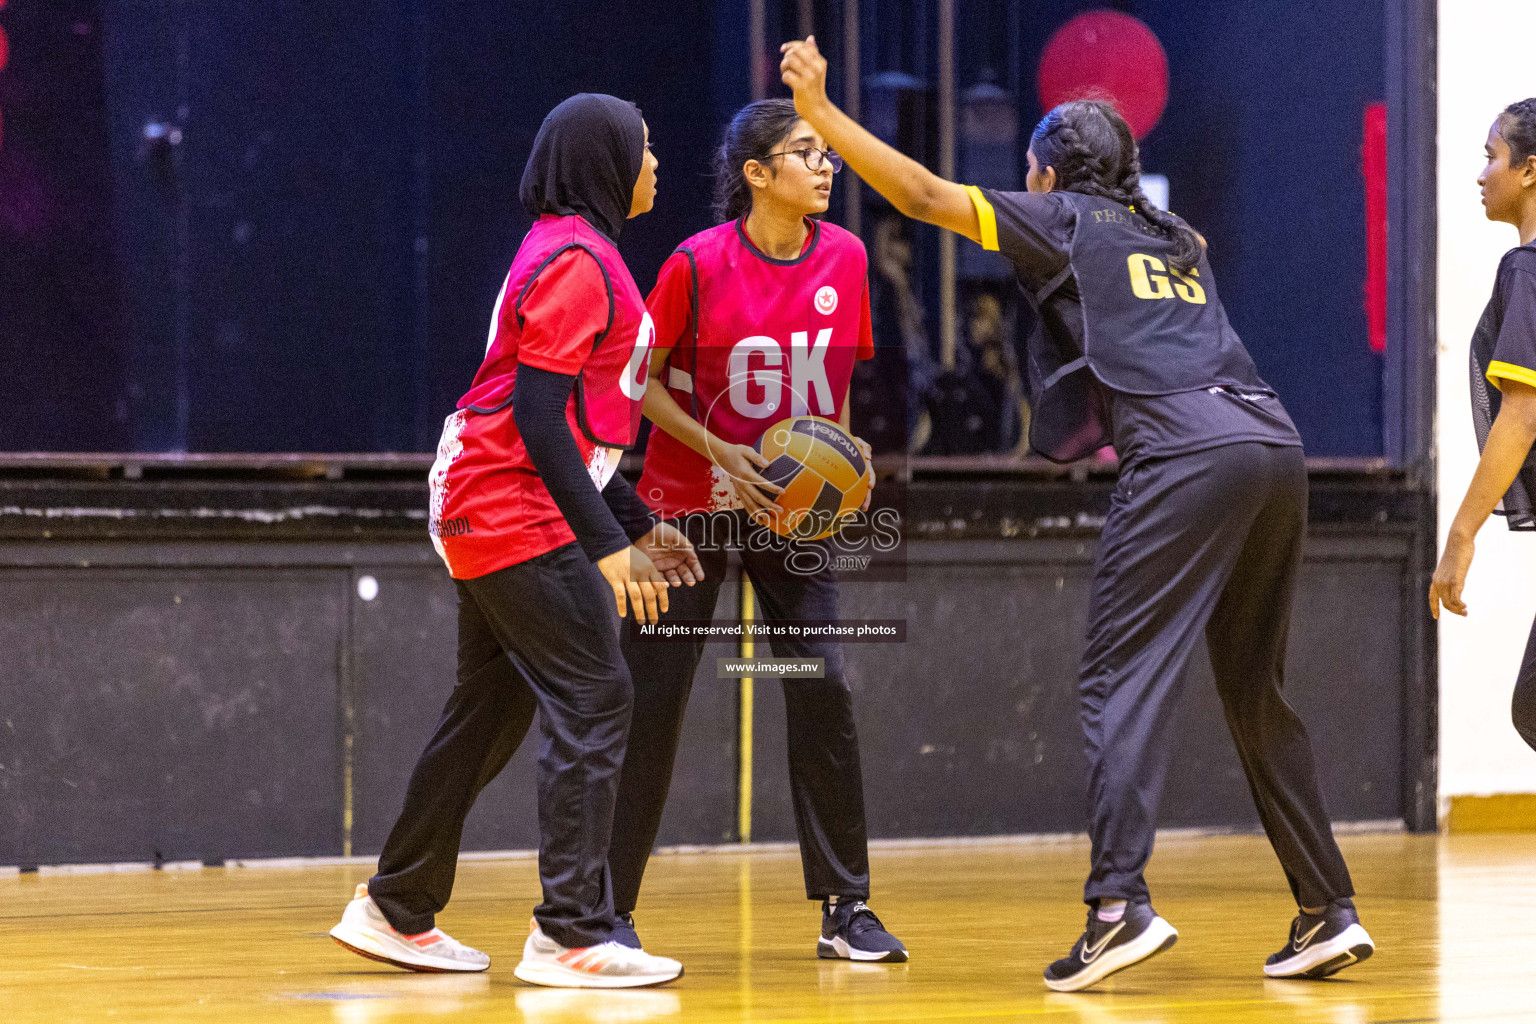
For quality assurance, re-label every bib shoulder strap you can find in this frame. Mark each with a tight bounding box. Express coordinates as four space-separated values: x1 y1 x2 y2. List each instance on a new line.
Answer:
513 242 616 355
1035 193 1092 303
672 246 701 419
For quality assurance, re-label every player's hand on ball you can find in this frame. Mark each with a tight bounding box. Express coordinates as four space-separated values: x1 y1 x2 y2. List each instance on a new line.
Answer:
852 436 874 512
715 442 783 519
779 36 829 116
597 545 671 625
1429 529 1473 619
635 521 705 588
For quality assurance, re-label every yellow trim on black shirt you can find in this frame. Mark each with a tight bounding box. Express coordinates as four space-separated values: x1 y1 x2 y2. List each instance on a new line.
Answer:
964 185 999 252
1488 360 1536 392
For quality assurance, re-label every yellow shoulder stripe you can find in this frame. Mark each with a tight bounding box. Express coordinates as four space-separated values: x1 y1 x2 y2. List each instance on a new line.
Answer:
1487 360 1536 392
964 185 999 252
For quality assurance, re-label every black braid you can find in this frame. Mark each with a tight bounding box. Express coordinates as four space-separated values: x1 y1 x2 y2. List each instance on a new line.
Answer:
1501 97 1536 166
1030 100 1203 273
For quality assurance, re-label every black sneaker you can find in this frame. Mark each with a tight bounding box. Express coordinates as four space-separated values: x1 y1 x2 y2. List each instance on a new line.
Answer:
1263 899 1373 978
611 911 642 950
1043 902 1178 992
817 898 908 963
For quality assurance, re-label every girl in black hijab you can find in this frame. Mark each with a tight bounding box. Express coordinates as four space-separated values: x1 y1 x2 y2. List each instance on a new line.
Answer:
521 92 648 242
329 93 697 989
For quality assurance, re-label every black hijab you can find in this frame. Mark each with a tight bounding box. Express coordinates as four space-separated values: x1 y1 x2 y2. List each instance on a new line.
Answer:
520 93 645 243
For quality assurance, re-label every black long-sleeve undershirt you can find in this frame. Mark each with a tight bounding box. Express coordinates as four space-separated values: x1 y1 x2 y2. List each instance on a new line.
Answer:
601 466 662 540
512 363 658 562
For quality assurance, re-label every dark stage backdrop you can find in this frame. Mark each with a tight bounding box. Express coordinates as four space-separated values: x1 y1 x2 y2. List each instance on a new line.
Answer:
923 0 1387 459
0 0 1385 456
1123 0 1388 457
0 1 131 451
0 0 727 453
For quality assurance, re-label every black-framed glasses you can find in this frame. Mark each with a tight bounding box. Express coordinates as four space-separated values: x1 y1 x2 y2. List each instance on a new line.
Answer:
764 147 843 173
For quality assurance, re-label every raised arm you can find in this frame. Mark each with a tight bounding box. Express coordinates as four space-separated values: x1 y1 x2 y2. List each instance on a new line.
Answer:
780 36 983 246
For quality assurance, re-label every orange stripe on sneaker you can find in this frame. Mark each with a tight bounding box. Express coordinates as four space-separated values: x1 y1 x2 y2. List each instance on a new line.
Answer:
556 948 589 965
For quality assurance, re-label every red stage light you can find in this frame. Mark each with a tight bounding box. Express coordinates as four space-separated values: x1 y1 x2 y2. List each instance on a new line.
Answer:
1037 10 1169 141
1363 103 1388 354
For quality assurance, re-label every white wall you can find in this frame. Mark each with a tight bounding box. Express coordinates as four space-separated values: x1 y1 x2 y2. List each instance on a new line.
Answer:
1437 1 1536 802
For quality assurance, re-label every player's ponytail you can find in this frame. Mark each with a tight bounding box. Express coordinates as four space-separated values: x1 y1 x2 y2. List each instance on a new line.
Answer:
1030 99 1203 274
713 99 805 223
1500 98 1536 166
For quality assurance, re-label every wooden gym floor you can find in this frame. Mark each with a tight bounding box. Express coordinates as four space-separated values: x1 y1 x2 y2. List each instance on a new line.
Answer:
3 831 1532 1023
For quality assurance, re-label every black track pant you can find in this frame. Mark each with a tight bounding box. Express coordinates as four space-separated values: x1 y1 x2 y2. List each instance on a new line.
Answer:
1080 442 1355 910
609 512 871 914
1514 617 1536 752
368 542 631 949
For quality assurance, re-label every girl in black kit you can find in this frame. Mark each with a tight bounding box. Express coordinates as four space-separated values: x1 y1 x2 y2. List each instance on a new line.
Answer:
1431 98 1536 752
782 38 1372 990
607 99 905 964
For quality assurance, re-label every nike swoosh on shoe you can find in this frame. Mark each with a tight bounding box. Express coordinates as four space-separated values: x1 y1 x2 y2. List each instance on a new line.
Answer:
1080 922 1125 964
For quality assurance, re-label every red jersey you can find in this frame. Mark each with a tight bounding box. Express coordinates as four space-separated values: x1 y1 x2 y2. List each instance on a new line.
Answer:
429 214 652 579
636 218 874 517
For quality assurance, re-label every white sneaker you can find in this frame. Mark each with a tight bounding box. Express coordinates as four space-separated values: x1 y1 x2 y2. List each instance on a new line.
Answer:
329 883 490 973
513 919 683 989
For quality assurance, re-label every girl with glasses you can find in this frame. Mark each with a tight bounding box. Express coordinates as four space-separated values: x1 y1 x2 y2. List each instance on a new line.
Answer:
606 98 907 963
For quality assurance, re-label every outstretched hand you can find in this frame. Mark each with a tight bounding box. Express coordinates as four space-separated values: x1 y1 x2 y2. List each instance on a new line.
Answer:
634 520 705 589
779 33 986 246
779 36 830 117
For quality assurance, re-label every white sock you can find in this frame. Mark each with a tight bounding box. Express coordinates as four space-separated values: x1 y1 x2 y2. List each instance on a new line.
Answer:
1096 900 1127 923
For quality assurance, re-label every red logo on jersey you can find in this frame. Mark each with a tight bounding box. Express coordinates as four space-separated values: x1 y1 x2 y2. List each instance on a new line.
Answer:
814 285 838 315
